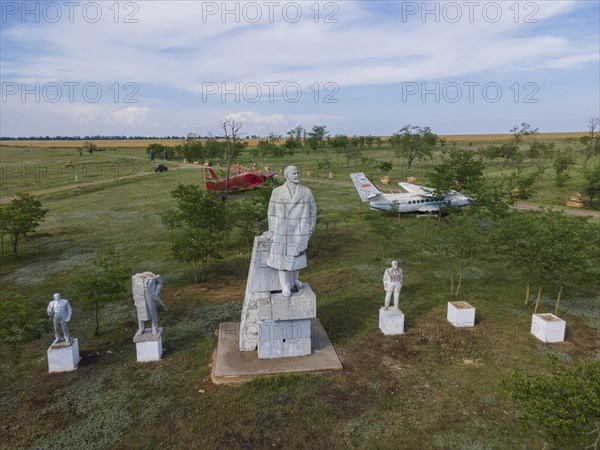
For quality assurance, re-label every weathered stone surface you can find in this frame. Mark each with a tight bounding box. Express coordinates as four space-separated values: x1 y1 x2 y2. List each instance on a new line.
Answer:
257 288 317 322
258 319 312 359
239 235 281 352
379 307 405 335
48 338 80 373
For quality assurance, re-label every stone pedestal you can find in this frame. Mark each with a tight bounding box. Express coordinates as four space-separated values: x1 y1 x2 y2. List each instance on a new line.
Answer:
447 301 476 327
257 288 316 359
258 318 312 359
379 307 404 335
240 235 317 359
531 313 566 343
134 328 163 362
47 338 80 373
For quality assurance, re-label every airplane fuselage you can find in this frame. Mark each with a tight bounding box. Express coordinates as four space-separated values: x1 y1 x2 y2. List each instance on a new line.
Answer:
367 191 471 212
350 172 472 213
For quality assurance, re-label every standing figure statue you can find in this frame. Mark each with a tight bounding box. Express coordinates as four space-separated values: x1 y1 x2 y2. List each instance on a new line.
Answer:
132 272 166 336
383 261 403 310
47 293 72 344
266 165 317 297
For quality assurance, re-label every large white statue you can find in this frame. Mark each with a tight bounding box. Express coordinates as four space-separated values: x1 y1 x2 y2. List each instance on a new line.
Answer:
47 293 72 344
266 165 317 297
383 261 403 309
132 272 166 336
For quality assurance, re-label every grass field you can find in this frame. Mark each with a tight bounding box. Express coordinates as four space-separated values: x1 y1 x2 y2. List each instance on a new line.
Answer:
0 137 598 449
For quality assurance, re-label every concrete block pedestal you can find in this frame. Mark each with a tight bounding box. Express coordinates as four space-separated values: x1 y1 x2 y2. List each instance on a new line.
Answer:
379 307 404 335
133 328 163 362
47 338 80 373
257 289 315 359
447 301 476 327
258 319 312 359
531 313 566 343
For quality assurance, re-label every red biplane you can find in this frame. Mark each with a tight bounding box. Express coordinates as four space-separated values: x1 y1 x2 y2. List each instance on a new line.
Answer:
205 164 277 191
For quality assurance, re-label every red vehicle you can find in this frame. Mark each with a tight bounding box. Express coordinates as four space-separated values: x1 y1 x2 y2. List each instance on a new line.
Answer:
205 165 277 191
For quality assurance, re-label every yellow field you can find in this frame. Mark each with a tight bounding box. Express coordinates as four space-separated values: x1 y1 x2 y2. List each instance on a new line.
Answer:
0 132 587 149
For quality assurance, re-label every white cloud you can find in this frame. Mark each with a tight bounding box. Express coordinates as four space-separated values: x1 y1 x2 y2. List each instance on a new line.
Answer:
112 106 150 126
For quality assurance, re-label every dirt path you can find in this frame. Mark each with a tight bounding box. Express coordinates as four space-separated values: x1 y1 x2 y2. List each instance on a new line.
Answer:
512 201 600 218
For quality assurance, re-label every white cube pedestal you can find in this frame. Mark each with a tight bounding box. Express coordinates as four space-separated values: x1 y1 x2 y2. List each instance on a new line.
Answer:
47 338 80 373
531 313 566 343
133 328 163 362
379 307 404 335
447 301 476 327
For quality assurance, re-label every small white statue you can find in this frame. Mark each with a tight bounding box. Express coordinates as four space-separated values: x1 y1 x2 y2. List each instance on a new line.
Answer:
266 165 317 297
383 261 403 310
132 272 166 336
47 293 72 344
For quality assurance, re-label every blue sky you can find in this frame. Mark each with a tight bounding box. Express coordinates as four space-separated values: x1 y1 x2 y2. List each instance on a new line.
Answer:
1 0 598 137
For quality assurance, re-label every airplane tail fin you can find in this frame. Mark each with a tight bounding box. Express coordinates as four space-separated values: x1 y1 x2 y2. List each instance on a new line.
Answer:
205 167 220 189
350 172 383 202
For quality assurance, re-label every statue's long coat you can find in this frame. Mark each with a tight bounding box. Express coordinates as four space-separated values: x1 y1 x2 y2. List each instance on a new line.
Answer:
132 272 165 321
267 182 317 271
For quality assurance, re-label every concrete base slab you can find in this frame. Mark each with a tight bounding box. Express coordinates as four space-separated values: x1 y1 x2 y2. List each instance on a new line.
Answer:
212 318 342 384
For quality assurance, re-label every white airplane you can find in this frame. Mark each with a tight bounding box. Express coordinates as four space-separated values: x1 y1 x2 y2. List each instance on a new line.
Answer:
350 172 472 213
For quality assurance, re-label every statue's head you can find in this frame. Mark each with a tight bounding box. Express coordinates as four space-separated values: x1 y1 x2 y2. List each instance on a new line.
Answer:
284 166 300 184
391 260 398 268
53 293 61 300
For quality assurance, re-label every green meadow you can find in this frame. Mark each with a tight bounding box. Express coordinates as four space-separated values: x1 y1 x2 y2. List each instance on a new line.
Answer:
0 138 598 449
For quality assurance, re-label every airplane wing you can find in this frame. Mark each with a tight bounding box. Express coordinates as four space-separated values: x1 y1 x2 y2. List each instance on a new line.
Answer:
350 172 382 202
399 182 434 197
417 204 440 212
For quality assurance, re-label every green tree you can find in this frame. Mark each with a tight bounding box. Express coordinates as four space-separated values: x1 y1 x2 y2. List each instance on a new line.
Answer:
389 125 438 169
221 118 244 201
434 212 488 296
0 294 51 355
162 185 227 281
510 122 539 148
306 125 328 150
146 143 165 160
580 116 599 166
231 191 270 254
506 167 544 205
378 161 392 173
553 154 575 186
494 211 599 313
81 141 98 155
74 249 130 336
583 163 600 205
428 149 485 194
0 193 48 257
331 134 362 167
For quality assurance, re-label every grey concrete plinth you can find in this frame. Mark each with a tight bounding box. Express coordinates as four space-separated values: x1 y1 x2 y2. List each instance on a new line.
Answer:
212 318 343 384
48 338 80 372
133 328 163 362
379 307 405 335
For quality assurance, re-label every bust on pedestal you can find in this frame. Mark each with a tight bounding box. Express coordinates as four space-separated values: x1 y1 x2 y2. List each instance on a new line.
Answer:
379 261 405 335
132 272 166 362
46 293 80 372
